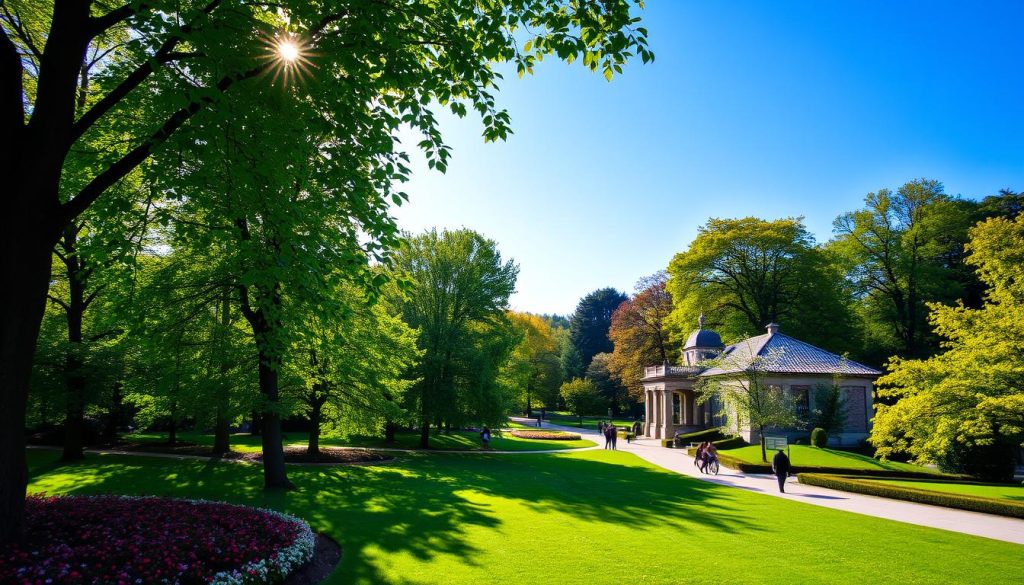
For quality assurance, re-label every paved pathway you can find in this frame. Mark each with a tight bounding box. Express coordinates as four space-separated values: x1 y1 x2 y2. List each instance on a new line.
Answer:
513 417 1024 545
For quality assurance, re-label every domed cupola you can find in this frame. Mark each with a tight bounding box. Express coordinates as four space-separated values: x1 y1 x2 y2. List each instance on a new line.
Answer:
682 314 724 365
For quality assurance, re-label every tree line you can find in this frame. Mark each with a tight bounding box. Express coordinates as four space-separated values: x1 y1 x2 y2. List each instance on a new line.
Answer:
0 0 652 541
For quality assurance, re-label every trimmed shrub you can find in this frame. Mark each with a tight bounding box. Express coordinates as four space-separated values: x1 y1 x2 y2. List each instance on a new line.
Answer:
672 428 726 447
510 430 581 440
810 427 828 448
798 474 1024 519
661 439 674 448
712 436 747 450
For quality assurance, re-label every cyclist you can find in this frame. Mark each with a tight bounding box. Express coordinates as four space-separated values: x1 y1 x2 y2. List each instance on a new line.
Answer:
704 442 719 473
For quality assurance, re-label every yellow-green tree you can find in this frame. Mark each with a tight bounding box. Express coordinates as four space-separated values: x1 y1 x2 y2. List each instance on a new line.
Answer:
502 312 561 416
872 215 1024 480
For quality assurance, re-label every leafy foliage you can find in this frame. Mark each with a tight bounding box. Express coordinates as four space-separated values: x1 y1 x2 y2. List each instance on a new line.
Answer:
608 272 678 402
568 287 628 374
559 378 602 422
871 215 1024 480
668 217 856 353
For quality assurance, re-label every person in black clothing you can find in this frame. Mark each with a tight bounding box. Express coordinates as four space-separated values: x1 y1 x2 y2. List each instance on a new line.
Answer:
610 426 618 450
772 448 791 493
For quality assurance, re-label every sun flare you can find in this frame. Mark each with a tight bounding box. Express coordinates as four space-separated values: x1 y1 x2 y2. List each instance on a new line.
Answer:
277 40 300 62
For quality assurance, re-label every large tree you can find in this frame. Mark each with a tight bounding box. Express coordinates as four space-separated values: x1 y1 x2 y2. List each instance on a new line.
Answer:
0 0 650 539
502 312 561 416
608 272 678 402
830 179 977 361
668 217 856 353
871 215 1024 481
568 287 628 373
388 229 518 448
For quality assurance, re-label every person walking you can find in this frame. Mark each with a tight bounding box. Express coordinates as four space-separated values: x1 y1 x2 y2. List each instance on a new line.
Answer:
610 425 618 450
603 424 613 449
772 448 791 493
480 426 491 449
694 442 706 470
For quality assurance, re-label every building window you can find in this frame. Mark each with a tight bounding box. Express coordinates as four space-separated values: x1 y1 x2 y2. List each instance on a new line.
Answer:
672 393 682 425
789 385 811 419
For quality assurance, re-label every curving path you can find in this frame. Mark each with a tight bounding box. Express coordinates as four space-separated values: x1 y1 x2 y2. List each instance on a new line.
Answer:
517 417 1024 545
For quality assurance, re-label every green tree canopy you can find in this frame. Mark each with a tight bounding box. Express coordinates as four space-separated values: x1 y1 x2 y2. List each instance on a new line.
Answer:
667 217 856 353
387 228 519 448
871 215 1024 480
568 287 628 374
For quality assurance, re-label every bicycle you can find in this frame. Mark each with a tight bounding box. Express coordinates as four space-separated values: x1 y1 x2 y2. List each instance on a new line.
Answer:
705 455 720 475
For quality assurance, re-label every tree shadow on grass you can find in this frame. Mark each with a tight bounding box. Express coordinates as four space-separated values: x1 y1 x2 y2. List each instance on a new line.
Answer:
27 449 761 584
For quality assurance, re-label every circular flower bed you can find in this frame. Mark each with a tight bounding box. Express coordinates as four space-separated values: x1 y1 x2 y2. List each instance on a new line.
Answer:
1 495 315 585
510 430 582 441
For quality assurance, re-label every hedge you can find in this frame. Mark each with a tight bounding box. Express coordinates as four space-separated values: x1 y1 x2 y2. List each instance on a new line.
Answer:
509 430 582 441
672 428 727 446
798 474 1024 519
683 451 965 479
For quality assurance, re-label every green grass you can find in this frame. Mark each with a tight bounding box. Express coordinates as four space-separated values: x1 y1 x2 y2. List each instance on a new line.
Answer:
542 411 637 430
26 449 1024 584
123 429 596 452
870 479 1024 502
721 445 940 473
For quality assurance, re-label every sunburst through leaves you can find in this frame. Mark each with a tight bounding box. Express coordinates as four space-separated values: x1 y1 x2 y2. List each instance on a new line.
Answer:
266 33 315 85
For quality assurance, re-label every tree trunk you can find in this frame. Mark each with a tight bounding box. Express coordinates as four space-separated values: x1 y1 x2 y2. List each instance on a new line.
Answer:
307 395 323 456
256 354 291 489
212 406 231 456
212 287 232 456
759 425 767 462
0 225 60 542
61 231 87 461
384 420 397 443
168 414 177 446
419 421 430 449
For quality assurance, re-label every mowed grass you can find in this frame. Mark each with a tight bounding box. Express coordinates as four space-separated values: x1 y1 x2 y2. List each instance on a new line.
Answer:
870 479 1024 502
542 411 638 430
26 449 1023 585
124 429 596 452
721 445 940 473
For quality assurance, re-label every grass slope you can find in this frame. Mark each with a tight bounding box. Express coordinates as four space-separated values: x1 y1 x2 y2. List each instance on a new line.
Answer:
871 479 1024 502
124 429 596 453
721 445 939 473
26 449 1023 585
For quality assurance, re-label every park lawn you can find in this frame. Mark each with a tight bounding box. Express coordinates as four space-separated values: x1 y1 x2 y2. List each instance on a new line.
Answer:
721 445 940 473
123 429 596 453
869 479 1024 502
543 411 637 430
25 449 1023 585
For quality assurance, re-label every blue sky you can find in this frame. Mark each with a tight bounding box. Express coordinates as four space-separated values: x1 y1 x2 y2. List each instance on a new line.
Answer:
391 1 1024 316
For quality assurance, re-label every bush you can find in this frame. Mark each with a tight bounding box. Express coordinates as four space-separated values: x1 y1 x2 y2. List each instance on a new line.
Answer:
1 495 315 584
712 436 747 450
510 430 582 440
661 439 674 448
797 474 1024 519
672 428 726 447
811 427 828 448
934 441 1017 482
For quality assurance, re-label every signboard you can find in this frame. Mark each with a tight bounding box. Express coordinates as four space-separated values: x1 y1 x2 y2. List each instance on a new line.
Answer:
765 436 788 450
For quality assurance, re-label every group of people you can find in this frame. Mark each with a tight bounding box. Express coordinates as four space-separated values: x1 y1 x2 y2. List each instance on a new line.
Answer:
598 421 619 450
692 441 718 473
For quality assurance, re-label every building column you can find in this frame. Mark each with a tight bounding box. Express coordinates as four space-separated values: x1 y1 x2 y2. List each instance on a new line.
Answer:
643 390 652 437
665 390 673 436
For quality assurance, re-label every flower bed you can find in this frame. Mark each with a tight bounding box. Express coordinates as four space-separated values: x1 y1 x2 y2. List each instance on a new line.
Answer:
1 495 315 585
510 430 581 441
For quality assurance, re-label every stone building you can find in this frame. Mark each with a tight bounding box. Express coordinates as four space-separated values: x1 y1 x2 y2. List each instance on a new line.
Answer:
641 318 881 446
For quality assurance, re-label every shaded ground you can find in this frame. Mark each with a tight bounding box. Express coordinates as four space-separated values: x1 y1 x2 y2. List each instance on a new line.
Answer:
25 449 1024 585
115 429 596 453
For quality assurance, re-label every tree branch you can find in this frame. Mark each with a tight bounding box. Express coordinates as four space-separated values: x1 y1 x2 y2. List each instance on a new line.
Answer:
71 0 222 143
61 62 267 224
